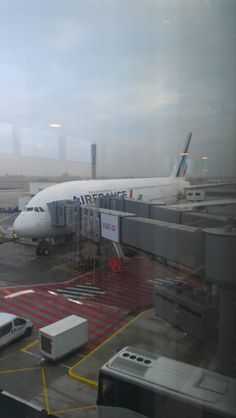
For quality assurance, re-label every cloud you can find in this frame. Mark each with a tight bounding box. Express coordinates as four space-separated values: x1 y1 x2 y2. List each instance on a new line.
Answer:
0 0 235 177
120 88 179 114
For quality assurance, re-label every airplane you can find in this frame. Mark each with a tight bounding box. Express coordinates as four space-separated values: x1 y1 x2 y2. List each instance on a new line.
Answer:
13 133 192 255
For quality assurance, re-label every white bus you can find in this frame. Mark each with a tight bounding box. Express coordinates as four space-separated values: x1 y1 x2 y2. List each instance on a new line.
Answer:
97 346 236 418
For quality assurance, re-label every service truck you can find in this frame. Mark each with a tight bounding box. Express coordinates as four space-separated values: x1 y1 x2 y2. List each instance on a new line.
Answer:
39 315 88 360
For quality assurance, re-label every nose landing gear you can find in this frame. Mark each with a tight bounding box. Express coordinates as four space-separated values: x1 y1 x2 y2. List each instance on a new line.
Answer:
36 240 51 256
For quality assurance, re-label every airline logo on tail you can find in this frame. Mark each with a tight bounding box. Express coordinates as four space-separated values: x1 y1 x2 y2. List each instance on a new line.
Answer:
172 132 192 178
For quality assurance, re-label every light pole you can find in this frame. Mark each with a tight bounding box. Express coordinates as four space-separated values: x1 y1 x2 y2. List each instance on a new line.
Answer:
201 156 208 178
48 123 66 161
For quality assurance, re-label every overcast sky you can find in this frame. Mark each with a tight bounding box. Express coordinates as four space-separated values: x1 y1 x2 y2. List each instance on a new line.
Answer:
0 0 235 178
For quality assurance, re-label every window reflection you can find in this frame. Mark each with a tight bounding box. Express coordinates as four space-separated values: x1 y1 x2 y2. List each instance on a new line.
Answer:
0 1 235 417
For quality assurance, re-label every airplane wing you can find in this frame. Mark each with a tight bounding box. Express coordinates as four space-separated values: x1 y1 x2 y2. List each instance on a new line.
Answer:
170 198 236 209
185 181 236 190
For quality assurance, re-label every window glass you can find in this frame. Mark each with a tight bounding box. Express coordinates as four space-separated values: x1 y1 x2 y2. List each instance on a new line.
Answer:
21 128 58 159
0 2 235 417
0 123 13 154
14 318 26 326
0 322 12 337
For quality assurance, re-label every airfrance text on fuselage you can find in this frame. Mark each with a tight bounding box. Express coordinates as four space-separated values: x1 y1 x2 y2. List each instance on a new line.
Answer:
73 190 128 205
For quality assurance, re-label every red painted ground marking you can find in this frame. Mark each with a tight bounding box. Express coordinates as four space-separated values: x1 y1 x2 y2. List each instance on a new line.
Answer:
39 289 127 323
0 297 51 325
26 292 122 328
0 257 203 352
19 294 65 321
91 270 154 295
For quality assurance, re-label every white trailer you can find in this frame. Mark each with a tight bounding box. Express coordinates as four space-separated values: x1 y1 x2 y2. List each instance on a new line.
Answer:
39 315 88 361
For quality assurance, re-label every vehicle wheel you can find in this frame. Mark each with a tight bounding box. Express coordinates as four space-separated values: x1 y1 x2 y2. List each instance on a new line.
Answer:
24 327 33 337
43 247 49 256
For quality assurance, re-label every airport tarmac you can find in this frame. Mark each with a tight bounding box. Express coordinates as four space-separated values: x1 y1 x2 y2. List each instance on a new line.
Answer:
0 188 234 417
0 241 74 287
0 307 216 418
0 236 218 418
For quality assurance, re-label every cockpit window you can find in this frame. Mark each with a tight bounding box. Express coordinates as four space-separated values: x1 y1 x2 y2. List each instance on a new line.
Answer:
39 207 45 212
34 207 39 212
26 207 33 212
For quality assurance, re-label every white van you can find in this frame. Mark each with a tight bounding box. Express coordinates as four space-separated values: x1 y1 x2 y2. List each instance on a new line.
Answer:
0 312 33 349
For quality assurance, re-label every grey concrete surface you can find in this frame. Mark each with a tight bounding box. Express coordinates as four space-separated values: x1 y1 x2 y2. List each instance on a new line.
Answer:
0 308 217 418
0 242 74 286
0 193 233 417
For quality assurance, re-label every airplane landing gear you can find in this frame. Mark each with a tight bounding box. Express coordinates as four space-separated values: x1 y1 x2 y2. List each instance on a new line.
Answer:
36 241 51 256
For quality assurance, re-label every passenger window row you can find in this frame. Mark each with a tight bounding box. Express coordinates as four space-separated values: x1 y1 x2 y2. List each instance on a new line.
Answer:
26 207 45 212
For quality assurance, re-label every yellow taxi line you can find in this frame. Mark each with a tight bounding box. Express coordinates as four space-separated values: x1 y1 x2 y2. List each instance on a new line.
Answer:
0 366 50 415
51 404 96 415
0 310 151 413
40 368 50 414
20 339 39 352
68 309 152 388
0 355 10 363
0 366 41 374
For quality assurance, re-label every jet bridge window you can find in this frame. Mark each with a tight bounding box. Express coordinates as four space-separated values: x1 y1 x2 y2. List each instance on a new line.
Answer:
26 207 33 211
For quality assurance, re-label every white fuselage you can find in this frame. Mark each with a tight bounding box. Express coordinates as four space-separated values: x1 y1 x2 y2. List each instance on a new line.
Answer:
13 176 189 239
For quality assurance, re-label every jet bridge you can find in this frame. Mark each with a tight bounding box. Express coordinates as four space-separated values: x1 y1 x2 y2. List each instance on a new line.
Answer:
46 197 229 274
47 199 81 232
45 198 236 373
47 196 234 274
77 204 205 273
95 196 236 375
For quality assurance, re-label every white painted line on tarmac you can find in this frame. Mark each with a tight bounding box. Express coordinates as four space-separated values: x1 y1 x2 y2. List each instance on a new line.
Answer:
2 391 42 411
22 350 42 360
23 350 70 369
68 298 83 305
48 291 59 296
5 289 35 299
59 363 70 369
0 214 16 223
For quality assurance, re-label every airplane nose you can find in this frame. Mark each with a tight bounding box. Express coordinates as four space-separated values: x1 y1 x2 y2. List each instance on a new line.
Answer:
13 213 35 238
13 212 49 239
13 214 25 237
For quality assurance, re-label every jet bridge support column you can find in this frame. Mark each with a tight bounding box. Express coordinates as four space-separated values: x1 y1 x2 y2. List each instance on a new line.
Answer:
91 143 97 179
204 226 236 377
218 287 236 376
